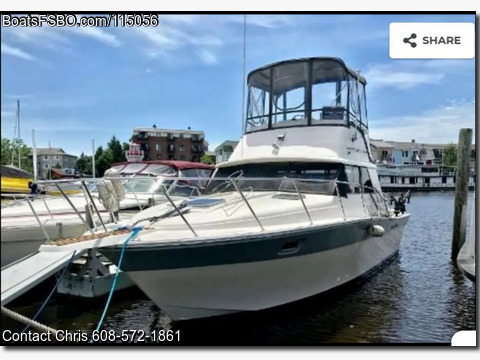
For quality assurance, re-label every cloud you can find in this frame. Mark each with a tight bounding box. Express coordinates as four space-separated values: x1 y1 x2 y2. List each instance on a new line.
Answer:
67 26 121 47
1 110 16 118
369 99 475 143
1 42 35 61
224 14 293 28
196 49 218 65
364 62 444 90
2 26 70 50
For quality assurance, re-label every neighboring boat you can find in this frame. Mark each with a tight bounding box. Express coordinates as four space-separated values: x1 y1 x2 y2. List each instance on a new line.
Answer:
44 57 411 321
376 163 476 192
457 191 475 281
1 160 213 267
1 164 33 196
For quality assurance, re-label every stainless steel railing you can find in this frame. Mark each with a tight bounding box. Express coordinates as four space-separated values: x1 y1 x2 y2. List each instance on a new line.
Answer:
2 175 396 243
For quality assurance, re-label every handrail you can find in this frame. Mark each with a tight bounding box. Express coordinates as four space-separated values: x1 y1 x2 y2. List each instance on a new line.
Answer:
25 197 51 242
334 181 347 221
292 179 313 225
3 176 398 243
162 189 197 237
55 182 96 235
231 178 264 231
81 181 107 233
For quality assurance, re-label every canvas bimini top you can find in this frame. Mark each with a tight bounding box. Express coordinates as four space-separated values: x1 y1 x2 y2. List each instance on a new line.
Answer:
1 165 33 179
245 57 368 134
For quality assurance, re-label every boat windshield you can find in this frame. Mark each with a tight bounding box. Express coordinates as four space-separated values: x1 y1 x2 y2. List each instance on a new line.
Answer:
245 58 367 133
204 162 349 196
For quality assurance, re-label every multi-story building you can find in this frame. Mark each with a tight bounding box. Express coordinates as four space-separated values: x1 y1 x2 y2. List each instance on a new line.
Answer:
371 139 476 167
215 140 239 164
130 127 208 162
30 148 78 179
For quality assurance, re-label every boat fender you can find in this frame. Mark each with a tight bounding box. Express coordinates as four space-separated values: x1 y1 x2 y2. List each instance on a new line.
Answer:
97 179 120 213
104 168 126 202
370 224 385 237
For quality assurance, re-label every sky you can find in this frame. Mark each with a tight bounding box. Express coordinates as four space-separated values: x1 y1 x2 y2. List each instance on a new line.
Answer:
0 13 476 158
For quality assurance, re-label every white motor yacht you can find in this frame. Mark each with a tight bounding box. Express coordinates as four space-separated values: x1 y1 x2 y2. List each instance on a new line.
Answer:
42 57 411 320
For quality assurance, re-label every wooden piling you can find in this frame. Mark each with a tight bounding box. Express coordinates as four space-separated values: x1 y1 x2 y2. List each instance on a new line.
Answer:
451 128 472 260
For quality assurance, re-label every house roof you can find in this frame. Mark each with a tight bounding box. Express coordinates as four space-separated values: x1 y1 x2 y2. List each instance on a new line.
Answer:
370 140 394 149
30 148 77 157
215 140 239 151
133 127 205 135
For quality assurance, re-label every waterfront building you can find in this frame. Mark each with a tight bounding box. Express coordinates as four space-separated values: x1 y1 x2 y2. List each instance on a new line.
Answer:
29 148 78 180
130 126 208 162
214 140 239 164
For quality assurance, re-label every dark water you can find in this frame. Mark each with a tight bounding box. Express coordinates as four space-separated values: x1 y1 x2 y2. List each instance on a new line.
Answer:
2 192 476 345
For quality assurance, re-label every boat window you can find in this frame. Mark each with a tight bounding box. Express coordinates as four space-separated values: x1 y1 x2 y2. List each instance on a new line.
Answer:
179 168 213 189
311 59 348 125
271 62 308 128
245 68 271 133
204 162 344 196
124 178 164 194
245 58 366 133
360 167 373 193
345 165 361 193
141 164 177 176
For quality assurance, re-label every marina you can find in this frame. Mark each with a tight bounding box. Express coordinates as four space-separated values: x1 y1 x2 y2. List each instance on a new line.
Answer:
1 56 475 345
0 13 476 347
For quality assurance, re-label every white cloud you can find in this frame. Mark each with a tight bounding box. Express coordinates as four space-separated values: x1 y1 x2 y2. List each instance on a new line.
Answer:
1 110 16 118
363 60 474 91
196 49 218 65
224 14 292 28
364 62 444 90
2 26 70 50
1 42 35 61
67 27 121 47
369 99 475 144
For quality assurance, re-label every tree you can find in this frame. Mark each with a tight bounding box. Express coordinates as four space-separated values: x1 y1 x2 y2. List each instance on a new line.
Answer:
75 152 93 175
442 144 457 166
200 154 215 165
107 135 125 164
96 148 113 177
1 137 34 174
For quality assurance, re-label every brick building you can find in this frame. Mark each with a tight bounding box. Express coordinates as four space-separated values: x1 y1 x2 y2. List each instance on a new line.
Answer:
130 127 208 162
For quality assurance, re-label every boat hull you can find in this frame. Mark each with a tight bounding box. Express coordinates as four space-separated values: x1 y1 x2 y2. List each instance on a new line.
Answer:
1 222 88 267
102 214 409 321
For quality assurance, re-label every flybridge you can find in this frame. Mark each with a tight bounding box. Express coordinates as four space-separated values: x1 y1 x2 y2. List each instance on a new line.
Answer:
422 36 461 45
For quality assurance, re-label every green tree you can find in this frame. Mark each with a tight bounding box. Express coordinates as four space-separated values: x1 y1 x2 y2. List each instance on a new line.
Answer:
442 144 457 166
96 148 113 177
107 135 125 164
200 154 215 165
1 137 34 174
75 152 93 175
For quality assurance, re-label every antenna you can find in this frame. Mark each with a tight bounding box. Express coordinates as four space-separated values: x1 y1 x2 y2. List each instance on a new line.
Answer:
241 14 247 135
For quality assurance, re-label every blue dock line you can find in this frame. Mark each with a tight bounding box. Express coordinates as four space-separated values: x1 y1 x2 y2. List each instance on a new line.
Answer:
90 226 143 343
22 250 77 333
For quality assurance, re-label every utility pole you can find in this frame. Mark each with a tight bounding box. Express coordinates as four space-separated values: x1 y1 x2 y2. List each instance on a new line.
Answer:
92 139 96 178
17 100 21 169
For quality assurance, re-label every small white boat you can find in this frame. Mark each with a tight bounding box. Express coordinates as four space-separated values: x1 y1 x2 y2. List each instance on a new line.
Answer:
1 160 213 267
